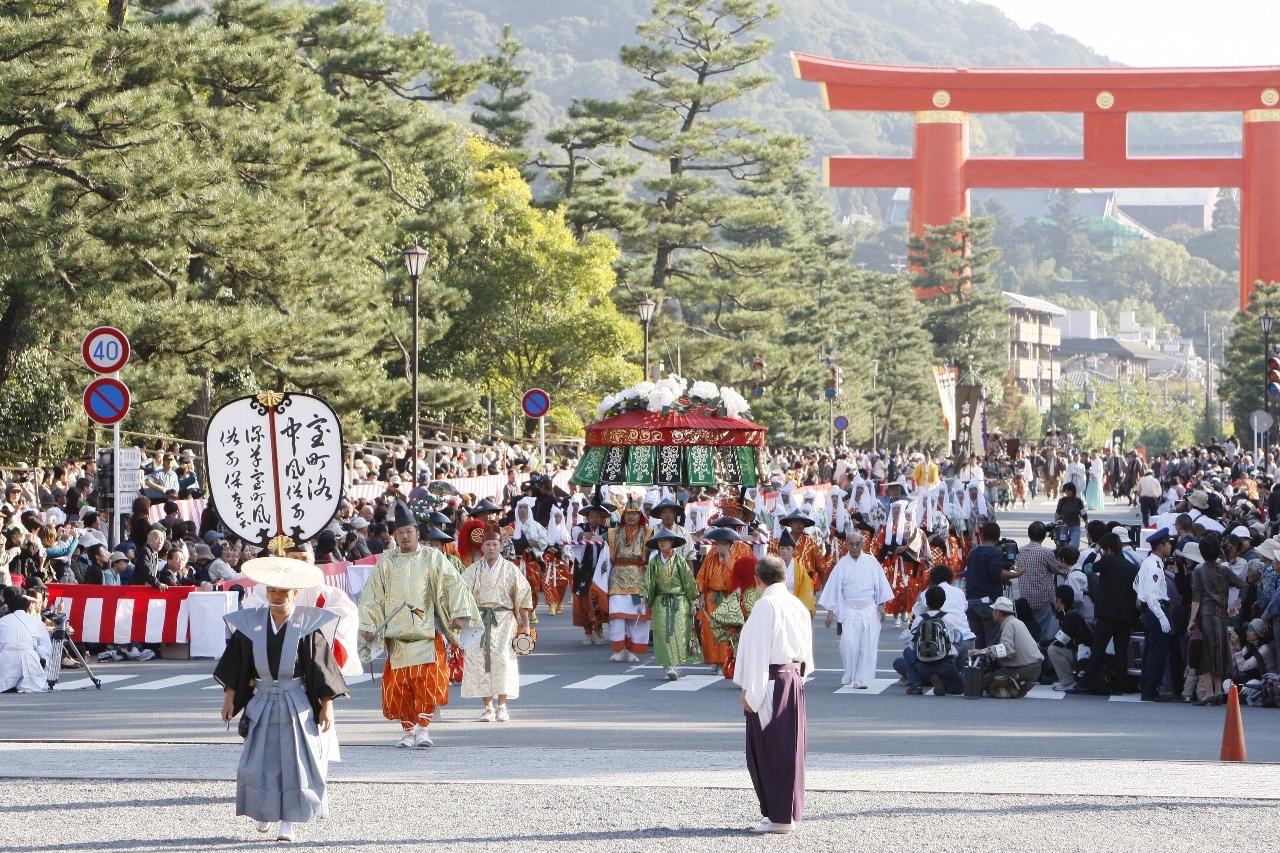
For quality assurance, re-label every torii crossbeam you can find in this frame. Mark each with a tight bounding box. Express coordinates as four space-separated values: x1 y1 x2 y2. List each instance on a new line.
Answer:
792 53 1280 309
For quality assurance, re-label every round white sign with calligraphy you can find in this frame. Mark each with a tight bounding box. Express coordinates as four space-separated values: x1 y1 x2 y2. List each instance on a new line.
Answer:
205 391 344 551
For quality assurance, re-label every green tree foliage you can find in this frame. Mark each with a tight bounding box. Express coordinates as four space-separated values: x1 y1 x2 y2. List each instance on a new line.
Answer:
435 150 642 433
471 24 534 170
0 0 641 454
910 218 1011 399
1056 377 1197 454
1222 283 1280 440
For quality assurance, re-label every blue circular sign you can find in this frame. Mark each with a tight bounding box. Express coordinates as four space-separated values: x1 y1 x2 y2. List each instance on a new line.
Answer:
522 388 551 419
833 415 850 431
83 377 131 425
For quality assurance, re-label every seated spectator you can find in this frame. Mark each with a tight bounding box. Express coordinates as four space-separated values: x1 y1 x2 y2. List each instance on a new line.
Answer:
200 543 243 586
1233 620 1274 682
1046 585 1093 691
82 544 112 584
176 456 202 499
366 523 389 555
893 585 966 696
970 596 1043 697
0 595 51 692
909 564 975 657
157 546 196 586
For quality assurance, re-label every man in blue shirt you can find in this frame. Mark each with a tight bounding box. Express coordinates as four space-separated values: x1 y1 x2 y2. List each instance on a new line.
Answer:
962 522 1023 647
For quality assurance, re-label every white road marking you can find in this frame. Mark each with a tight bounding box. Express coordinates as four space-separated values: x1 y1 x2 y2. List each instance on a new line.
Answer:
562 675 642 690
519 674 555 686
117 674 213 691
52 674 137 691
651 675 723 691
834 679 898 695
1107 693 1144 702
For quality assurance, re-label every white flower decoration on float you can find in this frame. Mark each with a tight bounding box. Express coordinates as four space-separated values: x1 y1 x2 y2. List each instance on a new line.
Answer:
595 373 751 419
646 387 677 412
690 380 719 399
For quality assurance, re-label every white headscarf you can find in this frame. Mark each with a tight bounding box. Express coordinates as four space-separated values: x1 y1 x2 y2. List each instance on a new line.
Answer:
828 488 850 539
850 474 874 516
516 497 540 539
889 499 917 545
547 506 570 547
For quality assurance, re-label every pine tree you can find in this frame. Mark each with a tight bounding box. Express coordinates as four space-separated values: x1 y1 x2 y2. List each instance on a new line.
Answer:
471 25 534 173
911 217 1011 400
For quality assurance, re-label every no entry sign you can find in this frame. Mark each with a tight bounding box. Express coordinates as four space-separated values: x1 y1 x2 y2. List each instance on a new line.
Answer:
83 377 131 426
833 415 850 432
522 388 551 419
82 327 130 374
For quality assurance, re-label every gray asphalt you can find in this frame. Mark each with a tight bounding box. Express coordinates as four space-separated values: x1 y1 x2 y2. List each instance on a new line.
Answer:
2 779 1274 853
3 498 1274 761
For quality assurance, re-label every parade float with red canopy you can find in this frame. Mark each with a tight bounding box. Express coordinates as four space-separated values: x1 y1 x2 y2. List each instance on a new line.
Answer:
571 376 767 488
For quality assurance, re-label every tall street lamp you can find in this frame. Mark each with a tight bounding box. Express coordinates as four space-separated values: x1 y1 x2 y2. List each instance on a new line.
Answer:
1262 310 1273 415
638 295 657 380
403 244 429 487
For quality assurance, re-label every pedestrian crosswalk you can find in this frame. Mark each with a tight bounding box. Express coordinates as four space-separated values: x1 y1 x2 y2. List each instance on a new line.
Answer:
117 674 210 691
39 667 1144 701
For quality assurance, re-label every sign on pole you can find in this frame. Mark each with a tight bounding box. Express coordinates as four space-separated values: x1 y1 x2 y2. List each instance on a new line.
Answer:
82 327 130 374
115 446 142 512
833 415 850 432
522 389 551 472
205 392 344 554
83 377 131 426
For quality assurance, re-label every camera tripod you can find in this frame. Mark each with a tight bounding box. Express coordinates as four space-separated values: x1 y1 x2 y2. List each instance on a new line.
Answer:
45 604 101 690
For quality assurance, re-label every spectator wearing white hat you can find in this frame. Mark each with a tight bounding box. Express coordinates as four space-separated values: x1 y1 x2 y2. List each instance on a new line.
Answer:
970 595 1043 697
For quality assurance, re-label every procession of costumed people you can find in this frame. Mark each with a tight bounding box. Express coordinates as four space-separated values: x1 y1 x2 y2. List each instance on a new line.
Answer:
199 381 985 843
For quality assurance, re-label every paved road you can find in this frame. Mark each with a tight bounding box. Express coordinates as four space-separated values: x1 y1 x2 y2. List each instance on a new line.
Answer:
4 497 1274 852
5 499 1272 761
2 778 1274 853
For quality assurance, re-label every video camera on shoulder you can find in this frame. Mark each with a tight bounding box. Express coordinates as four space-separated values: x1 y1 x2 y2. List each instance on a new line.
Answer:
1000 537 1019 568
1048 522 1072 547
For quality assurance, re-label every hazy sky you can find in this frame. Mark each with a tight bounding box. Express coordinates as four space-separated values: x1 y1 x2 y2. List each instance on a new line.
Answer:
984 0 1280 67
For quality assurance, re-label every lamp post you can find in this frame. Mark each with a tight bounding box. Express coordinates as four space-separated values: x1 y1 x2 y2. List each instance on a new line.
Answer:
638 295 657 380
403 244 429 487
1263 310 1274 416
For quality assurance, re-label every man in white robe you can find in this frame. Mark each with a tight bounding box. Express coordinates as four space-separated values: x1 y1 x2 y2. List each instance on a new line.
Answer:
733 555 815 834
818 528 892 688
461 532 533 722
0 597 52 693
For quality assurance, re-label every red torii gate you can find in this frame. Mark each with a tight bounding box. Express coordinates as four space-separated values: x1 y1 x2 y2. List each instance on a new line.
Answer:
791 53 1280 309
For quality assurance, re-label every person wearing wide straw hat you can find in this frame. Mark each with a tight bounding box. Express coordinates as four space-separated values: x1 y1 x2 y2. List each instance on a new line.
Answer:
214 554 347 842
697 526 744 672
357 501 480 748
641 526 699 680
461 532 533 722
649 494 695 562
771 509 824 591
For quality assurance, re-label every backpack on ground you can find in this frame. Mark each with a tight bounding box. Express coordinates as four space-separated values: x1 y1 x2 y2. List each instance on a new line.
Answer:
914 613 953 663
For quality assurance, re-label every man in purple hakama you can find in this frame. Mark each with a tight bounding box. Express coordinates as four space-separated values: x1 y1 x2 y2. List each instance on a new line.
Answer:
733 554 815 834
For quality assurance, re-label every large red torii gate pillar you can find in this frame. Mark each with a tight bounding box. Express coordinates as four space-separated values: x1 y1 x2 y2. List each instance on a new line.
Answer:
792 54 1280 309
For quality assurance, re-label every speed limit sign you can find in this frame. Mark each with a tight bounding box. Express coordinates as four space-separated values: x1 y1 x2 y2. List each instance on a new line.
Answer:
82 327 130 374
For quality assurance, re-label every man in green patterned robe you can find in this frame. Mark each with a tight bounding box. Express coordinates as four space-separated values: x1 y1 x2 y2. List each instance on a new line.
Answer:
641 528 699 680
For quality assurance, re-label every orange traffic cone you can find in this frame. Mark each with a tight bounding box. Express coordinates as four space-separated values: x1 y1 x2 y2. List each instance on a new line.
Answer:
1219 683 1248 762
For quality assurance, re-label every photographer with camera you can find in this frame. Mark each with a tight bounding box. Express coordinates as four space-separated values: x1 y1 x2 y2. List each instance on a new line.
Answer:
1066 532 1141 696
962 522 1024 648
969 596 1043 698
1054 482 1087 549
0 594 52 692
1016 522 1068 640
